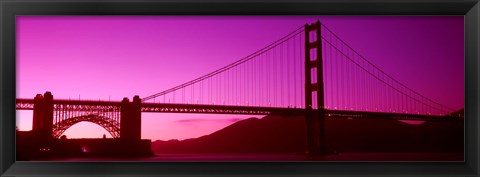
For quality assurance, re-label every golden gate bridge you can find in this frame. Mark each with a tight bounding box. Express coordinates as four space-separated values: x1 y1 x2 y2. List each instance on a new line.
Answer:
16 21 463 155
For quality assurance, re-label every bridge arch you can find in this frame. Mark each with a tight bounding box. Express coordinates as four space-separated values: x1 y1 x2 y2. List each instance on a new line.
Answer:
52 114 121 139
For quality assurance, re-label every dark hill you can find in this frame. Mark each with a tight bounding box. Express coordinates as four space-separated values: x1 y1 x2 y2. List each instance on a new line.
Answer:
448 108 464 117
153 115 463 154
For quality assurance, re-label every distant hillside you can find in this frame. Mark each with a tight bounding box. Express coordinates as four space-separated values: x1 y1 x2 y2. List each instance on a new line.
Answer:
153 113 463 154
448 108 464 117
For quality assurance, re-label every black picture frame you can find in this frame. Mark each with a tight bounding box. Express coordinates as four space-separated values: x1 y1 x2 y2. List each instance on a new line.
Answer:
1 0 479 176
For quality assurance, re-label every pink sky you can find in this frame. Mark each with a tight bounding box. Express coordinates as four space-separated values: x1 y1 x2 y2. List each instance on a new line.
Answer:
16 16 464 140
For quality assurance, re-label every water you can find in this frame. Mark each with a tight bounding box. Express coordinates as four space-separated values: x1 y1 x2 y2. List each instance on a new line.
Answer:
38 152 463 162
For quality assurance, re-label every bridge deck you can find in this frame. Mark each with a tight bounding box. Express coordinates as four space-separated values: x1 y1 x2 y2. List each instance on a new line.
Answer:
16 99 462 122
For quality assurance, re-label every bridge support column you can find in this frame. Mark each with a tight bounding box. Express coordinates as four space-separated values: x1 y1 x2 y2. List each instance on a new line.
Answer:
304 21 327 155
120 97 130 139
32 94 44 132
120 96 147 156
32 92 54 141
131 96 142 140
120 96 141 141
43 92 54 139
30 91 54 153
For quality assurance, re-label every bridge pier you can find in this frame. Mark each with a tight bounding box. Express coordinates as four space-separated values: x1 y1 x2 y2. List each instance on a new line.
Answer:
119 96 146 156
32 92 54 142
120 96 141 141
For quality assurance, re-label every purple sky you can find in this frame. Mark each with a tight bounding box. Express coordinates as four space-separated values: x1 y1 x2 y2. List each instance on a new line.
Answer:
16 16 464 140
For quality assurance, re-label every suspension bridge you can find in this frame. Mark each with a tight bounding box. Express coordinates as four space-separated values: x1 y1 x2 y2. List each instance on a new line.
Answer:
16 21 463 154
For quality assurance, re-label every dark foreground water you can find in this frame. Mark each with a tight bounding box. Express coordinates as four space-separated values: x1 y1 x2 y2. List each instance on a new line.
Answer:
40 152 463 162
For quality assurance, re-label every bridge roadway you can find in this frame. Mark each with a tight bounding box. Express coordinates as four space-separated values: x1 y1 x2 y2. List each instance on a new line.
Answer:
16 98 461 122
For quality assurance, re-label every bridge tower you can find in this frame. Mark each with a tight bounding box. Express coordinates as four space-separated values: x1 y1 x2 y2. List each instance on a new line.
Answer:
304 21 327 155
120 96 141 141
32 91 54 141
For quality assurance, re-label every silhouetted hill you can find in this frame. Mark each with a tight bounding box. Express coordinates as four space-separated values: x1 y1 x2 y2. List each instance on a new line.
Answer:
448 108 464 117
153 113 463 154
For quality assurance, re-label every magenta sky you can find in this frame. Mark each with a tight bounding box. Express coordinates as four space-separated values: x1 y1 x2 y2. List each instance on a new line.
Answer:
16 16 464 140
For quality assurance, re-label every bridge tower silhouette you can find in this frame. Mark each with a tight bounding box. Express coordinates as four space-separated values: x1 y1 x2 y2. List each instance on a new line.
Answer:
304 21 327 154
120 96 141 141
32 92 54 142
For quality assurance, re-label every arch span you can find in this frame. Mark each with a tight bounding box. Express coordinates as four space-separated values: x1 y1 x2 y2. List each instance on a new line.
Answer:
52 114 121 138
